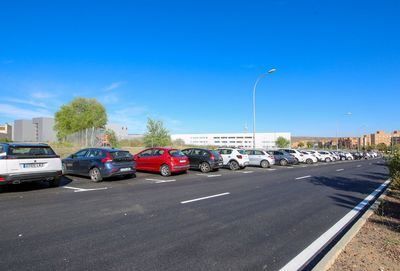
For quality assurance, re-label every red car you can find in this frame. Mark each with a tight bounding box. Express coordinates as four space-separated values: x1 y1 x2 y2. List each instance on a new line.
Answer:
134 148 190 177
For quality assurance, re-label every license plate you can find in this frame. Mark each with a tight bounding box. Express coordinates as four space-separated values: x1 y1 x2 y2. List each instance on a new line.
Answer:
180 160 186 163
120 168 131 172
22 163 45 169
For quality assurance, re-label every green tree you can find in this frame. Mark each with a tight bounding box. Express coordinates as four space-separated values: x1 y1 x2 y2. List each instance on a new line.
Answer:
376 143 387 152
275 136 290 148
306 142 313 149
143 118 171 147
297 142 305 148
54 97 107 143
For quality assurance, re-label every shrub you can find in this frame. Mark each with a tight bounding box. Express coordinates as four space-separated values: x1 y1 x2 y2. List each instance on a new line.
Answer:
388 151 400 189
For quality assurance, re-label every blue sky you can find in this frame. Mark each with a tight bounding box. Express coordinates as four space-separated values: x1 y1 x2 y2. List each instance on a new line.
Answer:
0 0 399 136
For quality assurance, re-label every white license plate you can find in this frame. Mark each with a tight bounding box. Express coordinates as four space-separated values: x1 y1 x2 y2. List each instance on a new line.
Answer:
22 163 45 169
120 168 131 172
180 160 186 163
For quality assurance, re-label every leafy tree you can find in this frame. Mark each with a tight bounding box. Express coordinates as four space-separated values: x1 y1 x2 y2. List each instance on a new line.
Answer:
297 142 305 148
54 97 107 143
143 118 171 147
306 142 313 149
376 143 387 152
275 136 290 148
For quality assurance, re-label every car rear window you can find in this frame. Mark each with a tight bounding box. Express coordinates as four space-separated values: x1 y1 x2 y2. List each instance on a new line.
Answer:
110 151 131 159
211 150 221 157
169 150 186 157
8 146 57 158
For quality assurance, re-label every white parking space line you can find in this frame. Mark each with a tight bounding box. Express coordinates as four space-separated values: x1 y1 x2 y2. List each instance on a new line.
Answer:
356 165 362 168
295 175 312 180
286 166 294 169
180 192 230 204
63 186 108 192
336 169 344 172
241 171 254 174
279 180 390 271
196 174 222 178
267 168 276 171
301 165 307 168
146 178 176 184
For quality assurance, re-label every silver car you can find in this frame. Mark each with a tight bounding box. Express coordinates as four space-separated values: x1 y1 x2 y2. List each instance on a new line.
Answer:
245 149 275 168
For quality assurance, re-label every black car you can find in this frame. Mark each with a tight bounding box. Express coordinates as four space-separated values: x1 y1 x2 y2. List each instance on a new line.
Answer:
181 148 223 173
62 148 136 182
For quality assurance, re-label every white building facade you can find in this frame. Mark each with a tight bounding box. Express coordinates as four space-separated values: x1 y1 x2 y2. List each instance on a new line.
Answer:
171 132 291 149
105 123 129 140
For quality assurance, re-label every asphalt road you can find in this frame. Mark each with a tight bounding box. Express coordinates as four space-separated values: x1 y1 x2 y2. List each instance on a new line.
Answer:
0 158 388 271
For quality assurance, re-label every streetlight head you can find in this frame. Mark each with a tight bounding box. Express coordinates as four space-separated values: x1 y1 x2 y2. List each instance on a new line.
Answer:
268 68 277 74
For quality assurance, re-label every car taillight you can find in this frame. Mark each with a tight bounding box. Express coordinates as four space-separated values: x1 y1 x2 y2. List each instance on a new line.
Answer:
101 152 113 163
210 154 215 160
0 177 5 182
237 155 243 159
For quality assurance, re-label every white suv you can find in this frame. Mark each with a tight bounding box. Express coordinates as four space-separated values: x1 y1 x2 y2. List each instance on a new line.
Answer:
279 149 305 163
0 143 62 187
217 148 250 170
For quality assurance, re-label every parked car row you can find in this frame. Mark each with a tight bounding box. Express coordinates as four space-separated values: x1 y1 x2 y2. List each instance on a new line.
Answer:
0 142 381 186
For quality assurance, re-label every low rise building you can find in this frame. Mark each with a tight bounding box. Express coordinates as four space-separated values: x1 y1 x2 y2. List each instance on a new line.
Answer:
13 117 56 142
171 132 291 149
0 123 12 141
105 123 129 140
371 130 391 146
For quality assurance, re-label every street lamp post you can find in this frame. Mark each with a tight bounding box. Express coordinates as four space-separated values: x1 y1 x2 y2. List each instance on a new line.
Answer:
252 68 276 149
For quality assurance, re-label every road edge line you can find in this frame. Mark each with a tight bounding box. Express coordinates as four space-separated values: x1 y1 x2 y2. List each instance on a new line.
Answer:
311 178 391 271
279 178 391 271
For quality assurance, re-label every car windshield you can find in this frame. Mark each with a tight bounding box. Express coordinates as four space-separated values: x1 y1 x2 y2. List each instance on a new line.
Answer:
237 150 247 155
169 150 186 157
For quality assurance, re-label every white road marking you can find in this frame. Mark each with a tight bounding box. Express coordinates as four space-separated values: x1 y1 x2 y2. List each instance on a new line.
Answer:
336 169 344 172
286 166 294 169
196 174 222 178
267 168 276 171
241 171 253 174
301 165 307 168
279 180 391 271
356 165 362 168
63 186 108 192
180 192 230 204
295 175 312 180
146 178 176 183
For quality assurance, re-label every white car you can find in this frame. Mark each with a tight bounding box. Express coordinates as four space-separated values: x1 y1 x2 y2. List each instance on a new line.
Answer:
245 149 275 168
329 152 341 161
309 150 333 162
299 151 318 164
279 148 305 163
0 143 62 187
217 148 250 170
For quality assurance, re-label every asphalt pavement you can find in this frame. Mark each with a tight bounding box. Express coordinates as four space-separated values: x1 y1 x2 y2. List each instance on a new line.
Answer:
0 158 388 271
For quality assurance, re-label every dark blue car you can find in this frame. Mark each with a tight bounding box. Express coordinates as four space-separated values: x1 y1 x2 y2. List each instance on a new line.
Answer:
62 148 136 182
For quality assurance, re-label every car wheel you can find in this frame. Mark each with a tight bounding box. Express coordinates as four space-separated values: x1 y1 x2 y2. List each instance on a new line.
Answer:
260 160 270 168
295 158 299 164
306 158 313 164
89 167 103 182
229 160 240 170
48 177 61 187
325 157 331 163
160 164 171 177
280 159 288 166
199 162 211 173
341 157 346 161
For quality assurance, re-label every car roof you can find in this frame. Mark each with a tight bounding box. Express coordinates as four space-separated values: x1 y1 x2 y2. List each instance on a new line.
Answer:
2 142 49 147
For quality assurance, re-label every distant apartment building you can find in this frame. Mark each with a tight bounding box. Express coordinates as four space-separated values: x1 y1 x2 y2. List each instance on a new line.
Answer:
362 134 371 147
392 130 400 146
105 123 129 140
13 117 56 142
0 123 12 141
171 132 291 149
370 130 391 146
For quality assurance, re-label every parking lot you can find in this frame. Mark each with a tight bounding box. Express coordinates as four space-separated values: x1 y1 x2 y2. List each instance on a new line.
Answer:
0 157 388 271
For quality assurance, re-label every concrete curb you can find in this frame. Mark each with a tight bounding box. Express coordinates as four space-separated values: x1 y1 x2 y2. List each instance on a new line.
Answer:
312 179 391 271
